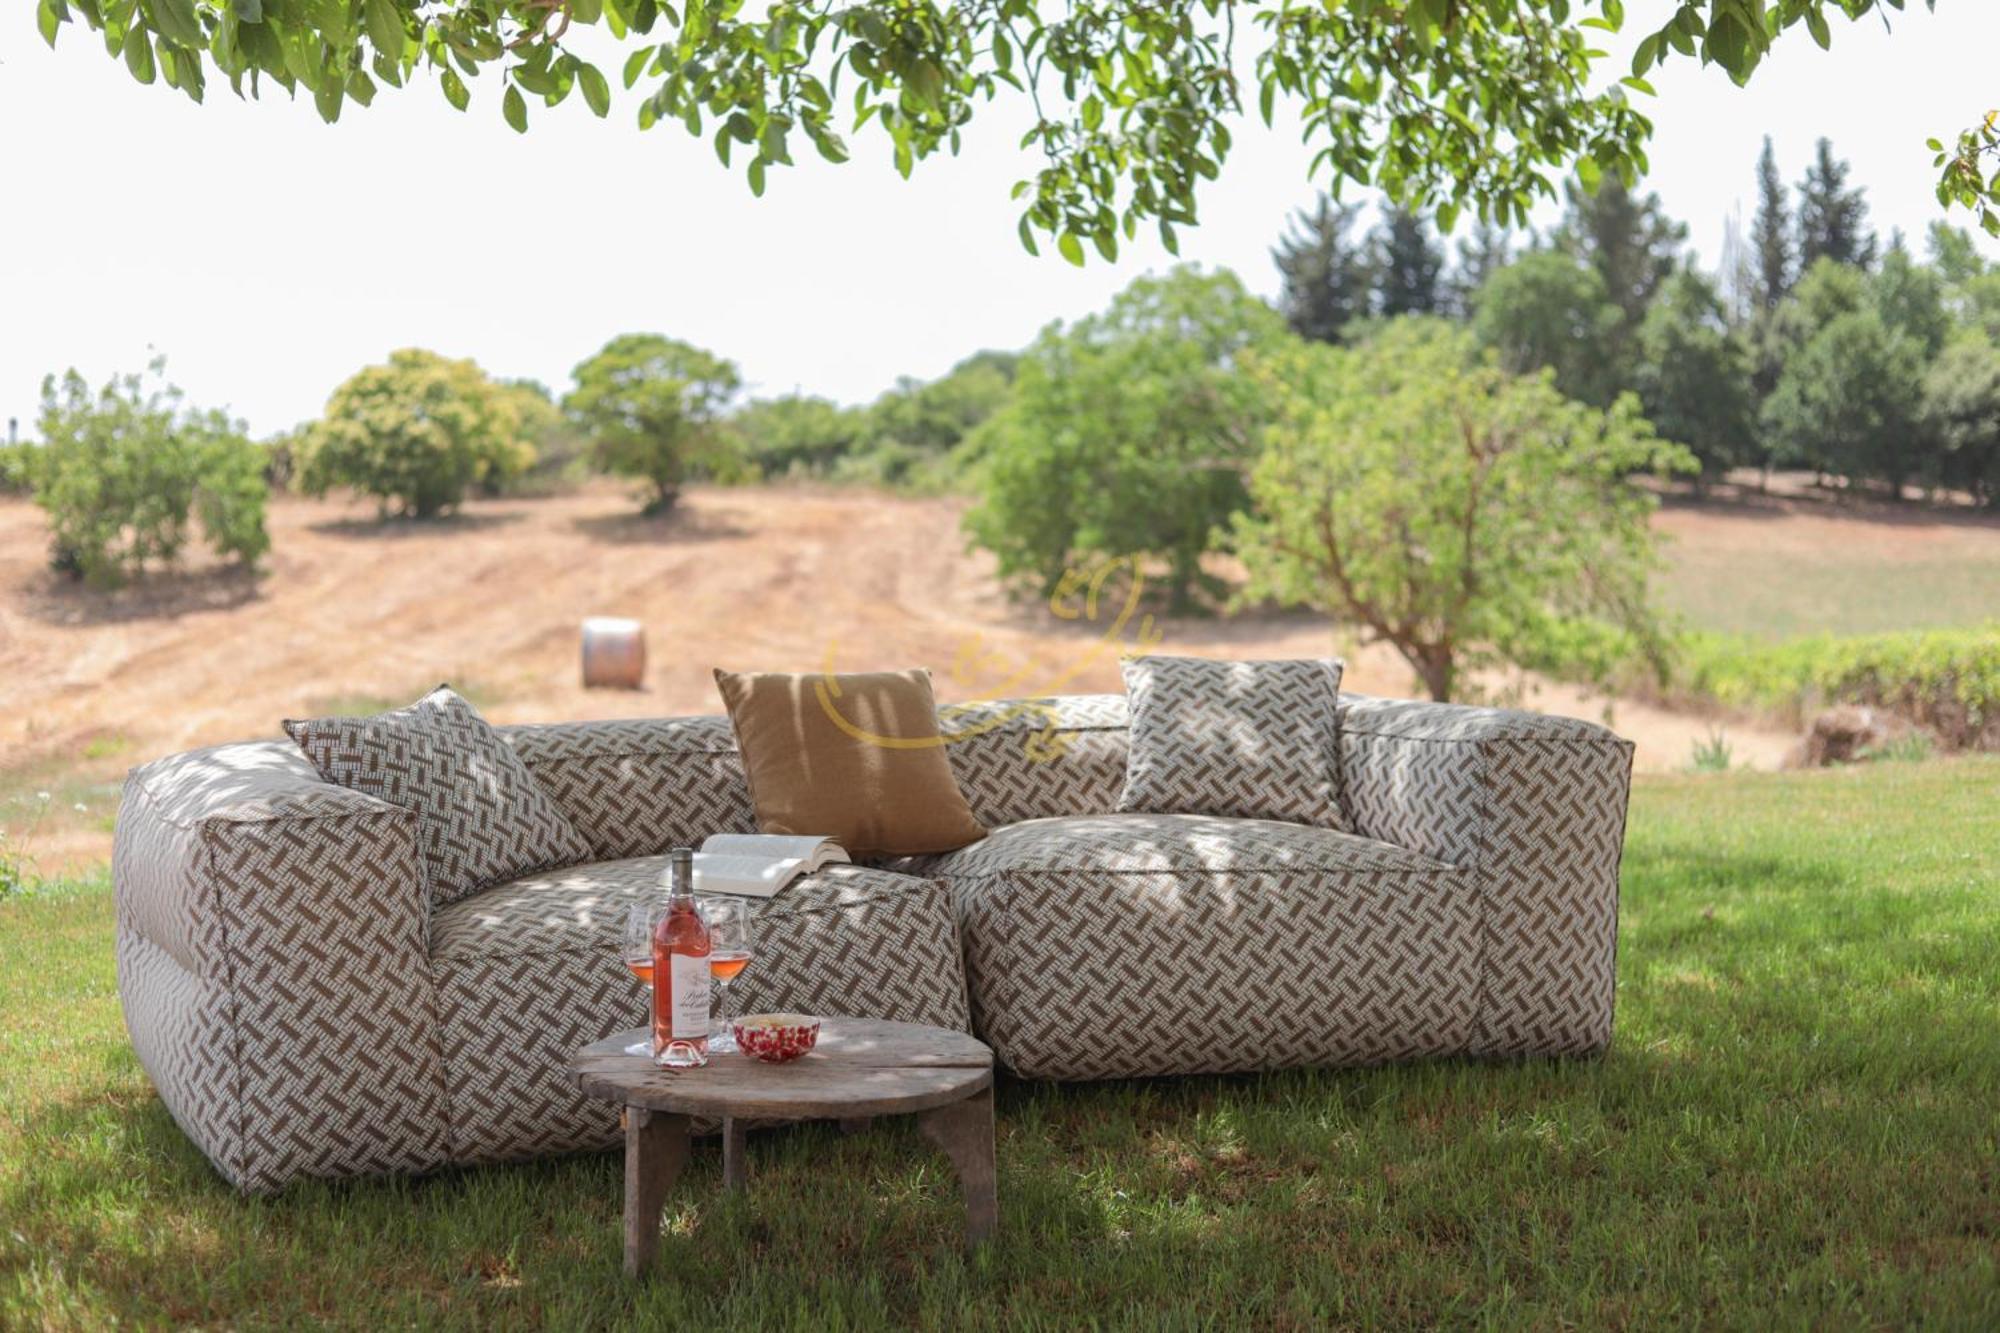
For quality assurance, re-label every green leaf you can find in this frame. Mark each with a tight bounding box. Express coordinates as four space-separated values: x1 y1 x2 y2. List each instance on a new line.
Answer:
1805 8 1831 50
621 45 651 89
238 0 262 22
569 0 602 21
503 83 528 133
37 0 67 47
1057 232 1084 266
440 66 469 112
364 0 402 57
346 70 376 106
313 79 342 123
577 62 610 117
122 25 155 83
747 157 766 197
147 0 204 51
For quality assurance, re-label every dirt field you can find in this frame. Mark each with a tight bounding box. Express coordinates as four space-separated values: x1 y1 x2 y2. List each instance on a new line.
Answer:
8 480 1932 872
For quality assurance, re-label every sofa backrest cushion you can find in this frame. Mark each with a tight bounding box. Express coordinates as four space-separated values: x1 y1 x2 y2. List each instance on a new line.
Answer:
285 685 592 908
504 695 1134 862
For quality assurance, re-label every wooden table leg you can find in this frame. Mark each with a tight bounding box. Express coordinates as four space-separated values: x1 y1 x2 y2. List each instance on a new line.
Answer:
623 1106 690 1278
722 1116 748 1192
917 1083 997 1249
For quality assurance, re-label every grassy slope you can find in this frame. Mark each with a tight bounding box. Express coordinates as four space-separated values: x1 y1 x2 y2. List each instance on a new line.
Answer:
3 761 1996 1330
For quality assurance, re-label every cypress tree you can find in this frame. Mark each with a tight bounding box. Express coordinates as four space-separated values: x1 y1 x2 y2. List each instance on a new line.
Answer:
1797 138 1878 270
1752 136 1792 309
1371 207 1446 317
1272 200 1374 345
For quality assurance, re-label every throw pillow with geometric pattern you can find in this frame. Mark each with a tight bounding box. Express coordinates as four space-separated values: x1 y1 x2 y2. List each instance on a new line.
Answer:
1117 655 1346 829
285 685 592 908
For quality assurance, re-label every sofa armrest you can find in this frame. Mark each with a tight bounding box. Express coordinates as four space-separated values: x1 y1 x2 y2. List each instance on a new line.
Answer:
114 741 449 1191
1336 695 1635 1056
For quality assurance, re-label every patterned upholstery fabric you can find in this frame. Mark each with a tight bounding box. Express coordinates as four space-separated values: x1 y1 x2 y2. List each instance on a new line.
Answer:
115 742 450 1194
937 695 1132 827
1117 656 1345 827
429 859 970 1165
910 814 1476 1078
504 715 758 860
285 686 590 907
1336 694 1634 1055
114 688 1631 1193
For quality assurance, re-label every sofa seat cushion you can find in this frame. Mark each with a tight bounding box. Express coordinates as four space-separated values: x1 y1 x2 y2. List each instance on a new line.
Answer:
426 857 971 1164
902 813 1480 1080
431 856 943 961
884 812 1448 881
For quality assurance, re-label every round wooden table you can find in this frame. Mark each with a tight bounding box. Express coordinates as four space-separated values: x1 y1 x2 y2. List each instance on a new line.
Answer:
570 1018 997 1277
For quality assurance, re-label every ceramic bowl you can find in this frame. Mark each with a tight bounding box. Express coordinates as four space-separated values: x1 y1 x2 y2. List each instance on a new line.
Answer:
732 1013 821 1063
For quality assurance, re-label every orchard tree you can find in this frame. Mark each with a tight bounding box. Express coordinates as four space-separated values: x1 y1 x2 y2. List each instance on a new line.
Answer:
1632 271 1758 486
1762 309 1928 493
1273 201 1373 345
300 349 532 518
847 350 1017 484
1921 334 2000 507
733 395 866 477
1471 251 1624 407
964 266 1284 610
1872 246 1951 359
564 334 741 513
33 360 269 585
36 0 1976 262
1231 320 1692 703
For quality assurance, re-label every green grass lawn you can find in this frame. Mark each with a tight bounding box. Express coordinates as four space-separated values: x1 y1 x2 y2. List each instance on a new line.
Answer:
1661 547 2000 640
4 761 1997 1329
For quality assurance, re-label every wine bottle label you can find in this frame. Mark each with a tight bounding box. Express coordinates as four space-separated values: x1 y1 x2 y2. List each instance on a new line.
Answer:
669 952 711 1041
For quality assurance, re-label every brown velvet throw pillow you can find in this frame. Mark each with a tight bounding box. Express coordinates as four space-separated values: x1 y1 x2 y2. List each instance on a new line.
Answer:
713 668 987 858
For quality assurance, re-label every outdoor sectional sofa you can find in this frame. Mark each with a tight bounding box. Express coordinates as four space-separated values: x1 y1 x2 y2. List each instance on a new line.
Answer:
114 692 1634 1193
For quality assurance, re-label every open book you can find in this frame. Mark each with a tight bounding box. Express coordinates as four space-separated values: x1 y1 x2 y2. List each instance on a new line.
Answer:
692 834 849 898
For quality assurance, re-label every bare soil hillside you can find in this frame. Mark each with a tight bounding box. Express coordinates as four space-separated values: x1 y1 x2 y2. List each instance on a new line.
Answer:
2 484 1799 870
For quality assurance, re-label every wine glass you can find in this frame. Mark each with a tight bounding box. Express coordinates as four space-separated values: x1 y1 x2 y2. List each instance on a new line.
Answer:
699 897 755 1054
621 899 663 1056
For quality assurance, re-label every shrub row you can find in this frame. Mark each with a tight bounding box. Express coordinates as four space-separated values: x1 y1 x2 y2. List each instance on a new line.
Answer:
1667 627 2000 751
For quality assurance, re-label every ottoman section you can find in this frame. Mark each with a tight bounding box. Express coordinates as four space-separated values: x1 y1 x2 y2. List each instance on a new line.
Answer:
429 859 968 1165
925 813 1481 1080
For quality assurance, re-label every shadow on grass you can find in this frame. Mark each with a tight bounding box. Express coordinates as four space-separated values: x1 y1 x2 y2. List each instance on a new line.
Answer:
568 509 747 546
16 564 263 628
1655 479 2000 532
305 509 526 540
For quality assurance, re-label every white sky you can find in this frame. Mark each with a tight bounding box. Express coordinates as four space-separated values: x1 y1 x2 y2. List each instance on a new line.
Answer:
3 6 1997 438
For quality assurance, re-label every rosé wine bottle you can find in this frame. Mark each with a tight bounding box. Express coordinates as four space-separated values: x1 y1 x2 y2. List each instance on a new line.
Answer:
652 848 711 1066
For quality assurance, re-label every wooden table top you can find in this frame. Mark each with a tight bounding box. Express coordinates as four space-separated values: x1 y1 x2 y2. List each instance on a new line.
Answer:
570 1018 994 1119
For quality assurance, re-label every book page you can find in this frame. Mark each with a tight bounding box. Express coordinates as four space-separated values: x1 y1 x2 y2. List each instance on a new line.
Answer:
700 833 841 862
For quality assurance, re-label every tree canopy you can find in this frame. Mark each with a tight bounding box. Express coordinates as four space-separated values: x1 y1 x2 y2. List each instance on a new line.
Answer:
962 265 1283 610
1231 320 1691 702
565 334 742 513
300 348 534 517
36 0 1977 261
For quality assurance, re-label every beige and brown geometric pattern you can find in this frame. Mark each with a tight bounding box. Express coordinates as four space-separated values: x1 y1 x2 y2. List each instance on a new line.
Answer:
285 685 590 908
914 813 1477 1078
503 715 758 860
936 695 1132 827
116 743 450 1193
1337 693 1634 1056
115 687 1631 1194
430 858 970 1165
1118 655 1346 828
